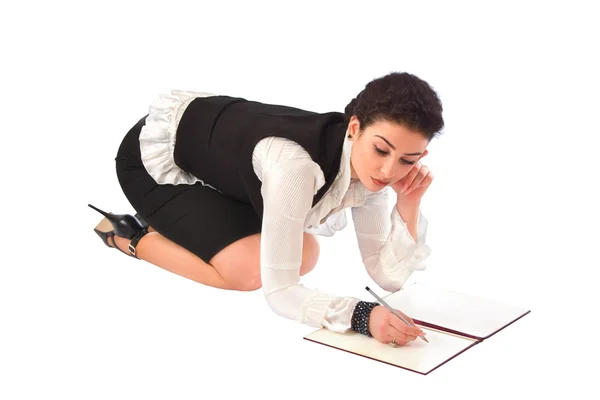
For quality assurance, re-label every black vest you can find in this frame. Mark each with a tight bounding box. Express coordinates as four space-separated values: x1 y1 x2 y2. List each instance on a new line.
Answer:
172 95 347 220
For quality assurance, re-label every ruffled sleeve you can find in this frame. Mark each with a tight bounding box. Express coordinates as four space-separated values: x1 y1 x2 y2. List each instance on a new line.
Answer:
350 187 431 293
138 90 217 185
253 137 362 332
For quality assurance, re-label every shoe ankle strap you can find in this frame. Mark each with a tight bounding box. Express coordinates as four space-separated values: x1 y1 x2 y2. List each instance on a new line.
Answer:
128 228 149 258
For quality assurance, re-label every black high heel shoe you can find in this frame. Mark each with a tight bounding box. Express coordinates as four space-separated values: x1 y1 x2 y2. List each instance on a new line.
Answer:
88 204 149 258
134 213 149 230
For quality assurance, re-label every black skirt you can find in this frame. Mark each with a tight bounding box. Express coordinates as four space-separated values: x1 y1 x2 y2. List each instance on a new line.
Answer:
114 116 262 263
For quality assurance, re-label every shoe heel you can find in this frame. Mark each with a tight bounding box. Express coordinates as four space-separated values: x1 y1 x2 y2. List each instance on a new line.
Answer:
88 204 144 239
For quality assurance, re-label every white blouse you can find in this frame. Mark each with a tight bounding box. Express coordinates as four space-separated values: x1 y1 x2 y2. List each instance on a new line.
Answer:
139 90 431 333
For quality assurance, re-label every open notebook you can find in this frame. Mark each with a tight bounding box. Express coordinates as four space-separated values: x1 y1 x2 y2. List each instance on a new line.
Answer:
304 282 531 375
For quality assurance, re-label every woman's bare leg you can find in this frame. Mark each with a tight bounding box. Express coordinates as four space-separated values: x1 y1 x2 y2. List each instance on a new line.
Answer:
105 227 319 291
208 232 320 292
109 232 232 289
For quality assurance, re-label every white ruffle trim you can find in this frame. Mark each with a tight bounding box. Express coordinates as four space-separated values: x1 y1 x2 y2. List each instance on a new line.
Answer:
139 90 217 185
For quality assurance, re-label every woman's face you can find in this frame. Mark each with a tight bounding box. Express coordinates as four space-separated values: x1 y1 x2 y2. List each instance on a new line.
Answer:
348 116 430 192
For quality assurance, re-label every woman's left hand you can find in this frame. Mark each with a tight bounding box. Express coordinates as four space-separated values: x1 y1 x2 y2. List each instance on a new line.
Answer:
390 161 433 203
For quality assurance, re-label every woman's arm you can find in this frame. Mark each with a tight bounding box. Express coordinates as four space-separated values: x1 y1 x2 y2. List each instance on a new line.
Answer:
350 187 431 293
255 138 361 332
396 200 420 243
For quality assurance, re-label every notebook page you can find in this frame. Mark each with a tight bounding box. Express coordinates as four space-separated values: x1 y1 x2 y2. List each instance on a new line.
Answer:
385 283 531 339
304 325 478 375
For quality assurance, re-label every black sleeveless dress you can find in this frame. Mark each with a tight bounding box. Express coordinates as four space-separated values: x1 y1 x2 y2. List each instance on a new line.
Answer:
114 94 347 263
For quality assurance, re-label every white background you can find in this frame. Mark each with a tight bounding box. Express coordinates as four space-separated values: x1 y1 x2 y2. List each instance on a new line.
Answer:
1 0 599 398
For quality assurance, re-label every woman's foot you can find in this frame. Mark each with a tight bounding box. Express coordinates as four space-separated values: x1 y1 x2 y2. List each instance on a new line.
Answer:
89 204 149 258
104 234 118 249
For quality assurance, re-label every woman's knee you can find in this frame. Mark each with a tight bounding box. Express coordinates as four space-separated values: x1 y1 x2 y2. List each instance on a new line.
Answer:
228 273 262 292
209 233 262 291
300 233 319 276
210 232 320 291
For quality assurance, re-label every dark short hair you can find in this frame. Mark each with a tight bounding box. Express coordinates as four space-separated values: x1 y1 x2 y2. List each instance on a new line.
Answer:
344 72 444 141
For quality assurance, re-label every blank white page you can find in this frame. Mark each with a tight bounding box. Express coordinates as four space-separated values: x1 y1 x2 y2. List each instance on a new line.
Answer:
304 325 478 375
384 283 531 339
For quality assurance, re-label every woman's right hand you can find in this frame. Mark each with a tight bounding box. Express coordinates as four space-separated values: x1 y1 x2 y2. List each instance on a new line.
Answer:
368 306 425 346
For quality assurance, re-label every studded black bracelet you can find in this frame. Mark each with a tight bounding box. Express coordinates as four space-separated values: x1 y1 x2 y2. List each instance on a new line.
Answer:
351 301 379 337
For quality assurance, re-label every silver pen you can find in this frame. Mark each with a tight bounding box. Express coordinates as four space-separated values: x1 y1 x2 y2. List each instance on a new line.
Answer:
365 286 429 343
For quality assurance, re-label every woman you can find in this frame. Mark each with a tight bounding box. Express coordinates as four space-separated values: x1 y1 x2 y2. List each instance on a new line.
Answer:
89 71 444 347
